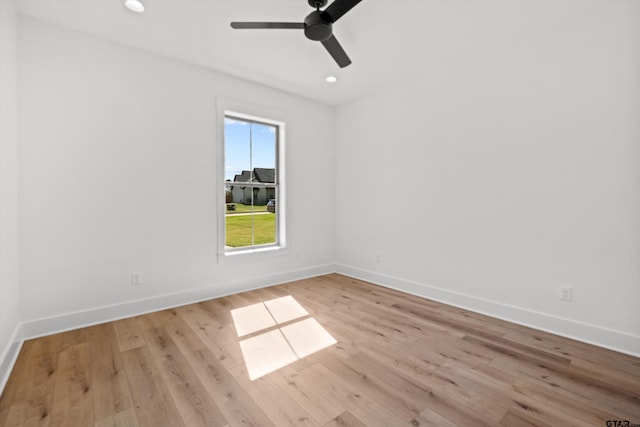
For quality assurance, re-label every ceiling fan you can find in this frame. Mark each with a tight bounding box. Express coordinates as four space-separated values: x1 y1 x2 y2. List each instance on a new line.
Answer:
230 0 362 68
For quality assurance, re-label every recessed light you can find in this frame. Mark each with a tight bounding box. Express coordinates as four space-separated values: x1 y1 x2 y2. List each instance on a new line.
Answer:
124 0 144 13
325 76 338 83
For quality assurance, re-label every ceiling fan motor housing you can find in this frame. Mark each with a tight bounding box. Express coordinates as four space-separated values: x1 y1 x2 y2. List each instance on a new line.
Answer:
308 0 328 8
304 11 332 41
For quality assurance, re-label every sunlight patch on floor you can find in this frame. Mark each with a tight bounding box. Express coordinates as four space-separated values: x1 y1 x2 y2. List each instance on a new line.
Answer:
281 317 337 359
232 295 336 380
264 295 309 324
238 329 299 380
230 302 277 337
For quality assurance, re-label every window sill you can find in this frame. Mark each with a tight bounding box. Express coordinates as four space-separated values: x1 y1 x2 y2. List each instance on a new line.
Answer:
217 245 289 264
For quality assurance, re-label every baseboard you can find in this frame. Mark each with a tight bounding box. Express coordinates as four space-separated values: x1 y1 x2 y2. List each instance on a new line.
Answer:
21 264 335 340
0 322 23 396
335 264 640 358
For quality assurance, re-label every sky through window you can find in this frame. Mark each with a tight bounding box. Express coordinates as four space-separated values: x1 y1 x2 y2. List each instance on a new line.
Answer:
224 117 276 181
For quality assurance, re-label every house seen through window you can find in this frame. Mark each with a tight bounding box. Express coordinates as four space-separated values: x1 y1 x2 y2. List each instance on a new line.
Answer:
224 114 281 251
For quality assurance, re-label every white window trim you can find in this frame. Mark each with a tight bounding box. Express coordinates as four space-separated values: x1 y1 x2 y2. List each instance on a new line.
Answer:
216 98 287 262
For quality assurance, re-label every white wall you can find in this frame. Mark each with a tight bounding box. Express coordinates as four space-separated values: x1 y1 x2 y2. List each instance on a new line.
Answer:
18 17 335 326
12 1 640 359
0 0 21 384
336 1 640 354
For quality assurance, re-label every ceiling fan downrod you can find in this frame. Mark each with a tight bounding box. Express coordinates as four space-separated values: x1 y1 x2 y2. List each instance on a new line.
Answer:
309 0 328 10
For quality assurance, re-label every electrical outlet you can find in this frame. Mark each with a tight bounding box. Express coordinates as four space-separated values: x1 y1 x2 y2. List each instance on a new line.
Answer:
560 286 572 302
131 272 142 286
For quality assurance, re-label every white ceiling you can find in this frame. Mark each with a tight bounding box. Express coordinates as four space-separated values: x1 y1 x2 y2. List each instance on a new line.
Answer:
17 0 579 106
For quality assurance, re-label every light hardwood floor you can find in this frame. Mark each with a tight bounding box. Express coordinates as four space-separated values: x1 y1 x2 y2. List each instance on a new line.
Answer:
1 274 639 426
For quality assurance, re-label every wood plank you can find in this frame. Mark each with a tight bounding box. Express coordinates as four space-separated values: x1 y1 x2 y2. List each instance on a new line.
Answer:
120 346 185 427
499 408 552 427
322 411 367 427
434 359 599 426
298 363 406 427
141 325 227 427
181 346 275 427
325 351 434 420
87 323 135 422
174 303 245 370
94 408 140 427
228 364 322 427
410 408 459 427
490 355 640 421
461 334 571 366
113 317 146 352
139 309 207 356
188 301 229 328
511 380 616 426
59 327 89 351
502 327 640 375
4 335 61 426
270 366 344 425
0 341 31 426
49 343 94 427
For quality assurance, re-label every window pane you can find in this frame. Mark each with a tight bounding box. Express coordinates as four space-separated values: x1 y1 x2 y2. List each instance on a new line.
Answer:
224 117 251 183
251 123 276 183
254 208 276 245
225 191 276 247
225 184 251 247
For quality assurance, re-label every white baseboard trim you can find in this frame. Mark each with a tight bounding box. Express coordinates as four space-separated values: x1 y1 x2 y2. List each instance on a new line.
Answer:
0 322 23 396
21 264 335 341
335 264 640 358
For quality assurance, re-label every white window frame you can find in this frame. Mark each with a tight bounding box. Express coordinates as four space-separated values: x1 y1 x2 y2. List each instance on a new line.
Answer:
217 98 287 260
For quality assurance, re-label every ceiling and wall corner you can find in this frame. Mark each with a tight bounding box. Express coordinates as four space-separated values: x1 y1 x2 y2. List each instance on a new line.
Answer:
1 0 639 385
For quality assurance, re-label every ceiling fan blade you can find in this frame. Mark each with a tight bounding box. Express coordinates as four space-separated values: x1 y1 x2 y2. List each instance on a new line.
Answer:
230 22 305 29
321 34 352 68
322 0 361 23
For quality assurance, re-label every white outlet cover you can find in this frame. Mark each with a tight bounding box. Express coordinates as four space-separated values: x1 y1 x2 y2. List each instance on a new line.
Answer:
560 286 573 302
131 272 142 286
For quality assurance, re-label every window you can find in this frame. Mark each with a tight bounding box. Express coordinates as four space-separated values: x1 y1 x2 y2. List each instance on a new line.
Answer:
223 112 284 254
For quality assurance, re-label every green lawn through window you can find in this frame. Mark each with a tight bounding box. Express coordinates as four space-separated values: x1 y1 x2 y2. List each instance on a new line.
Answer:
226 203 268 213
226 213 276 247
